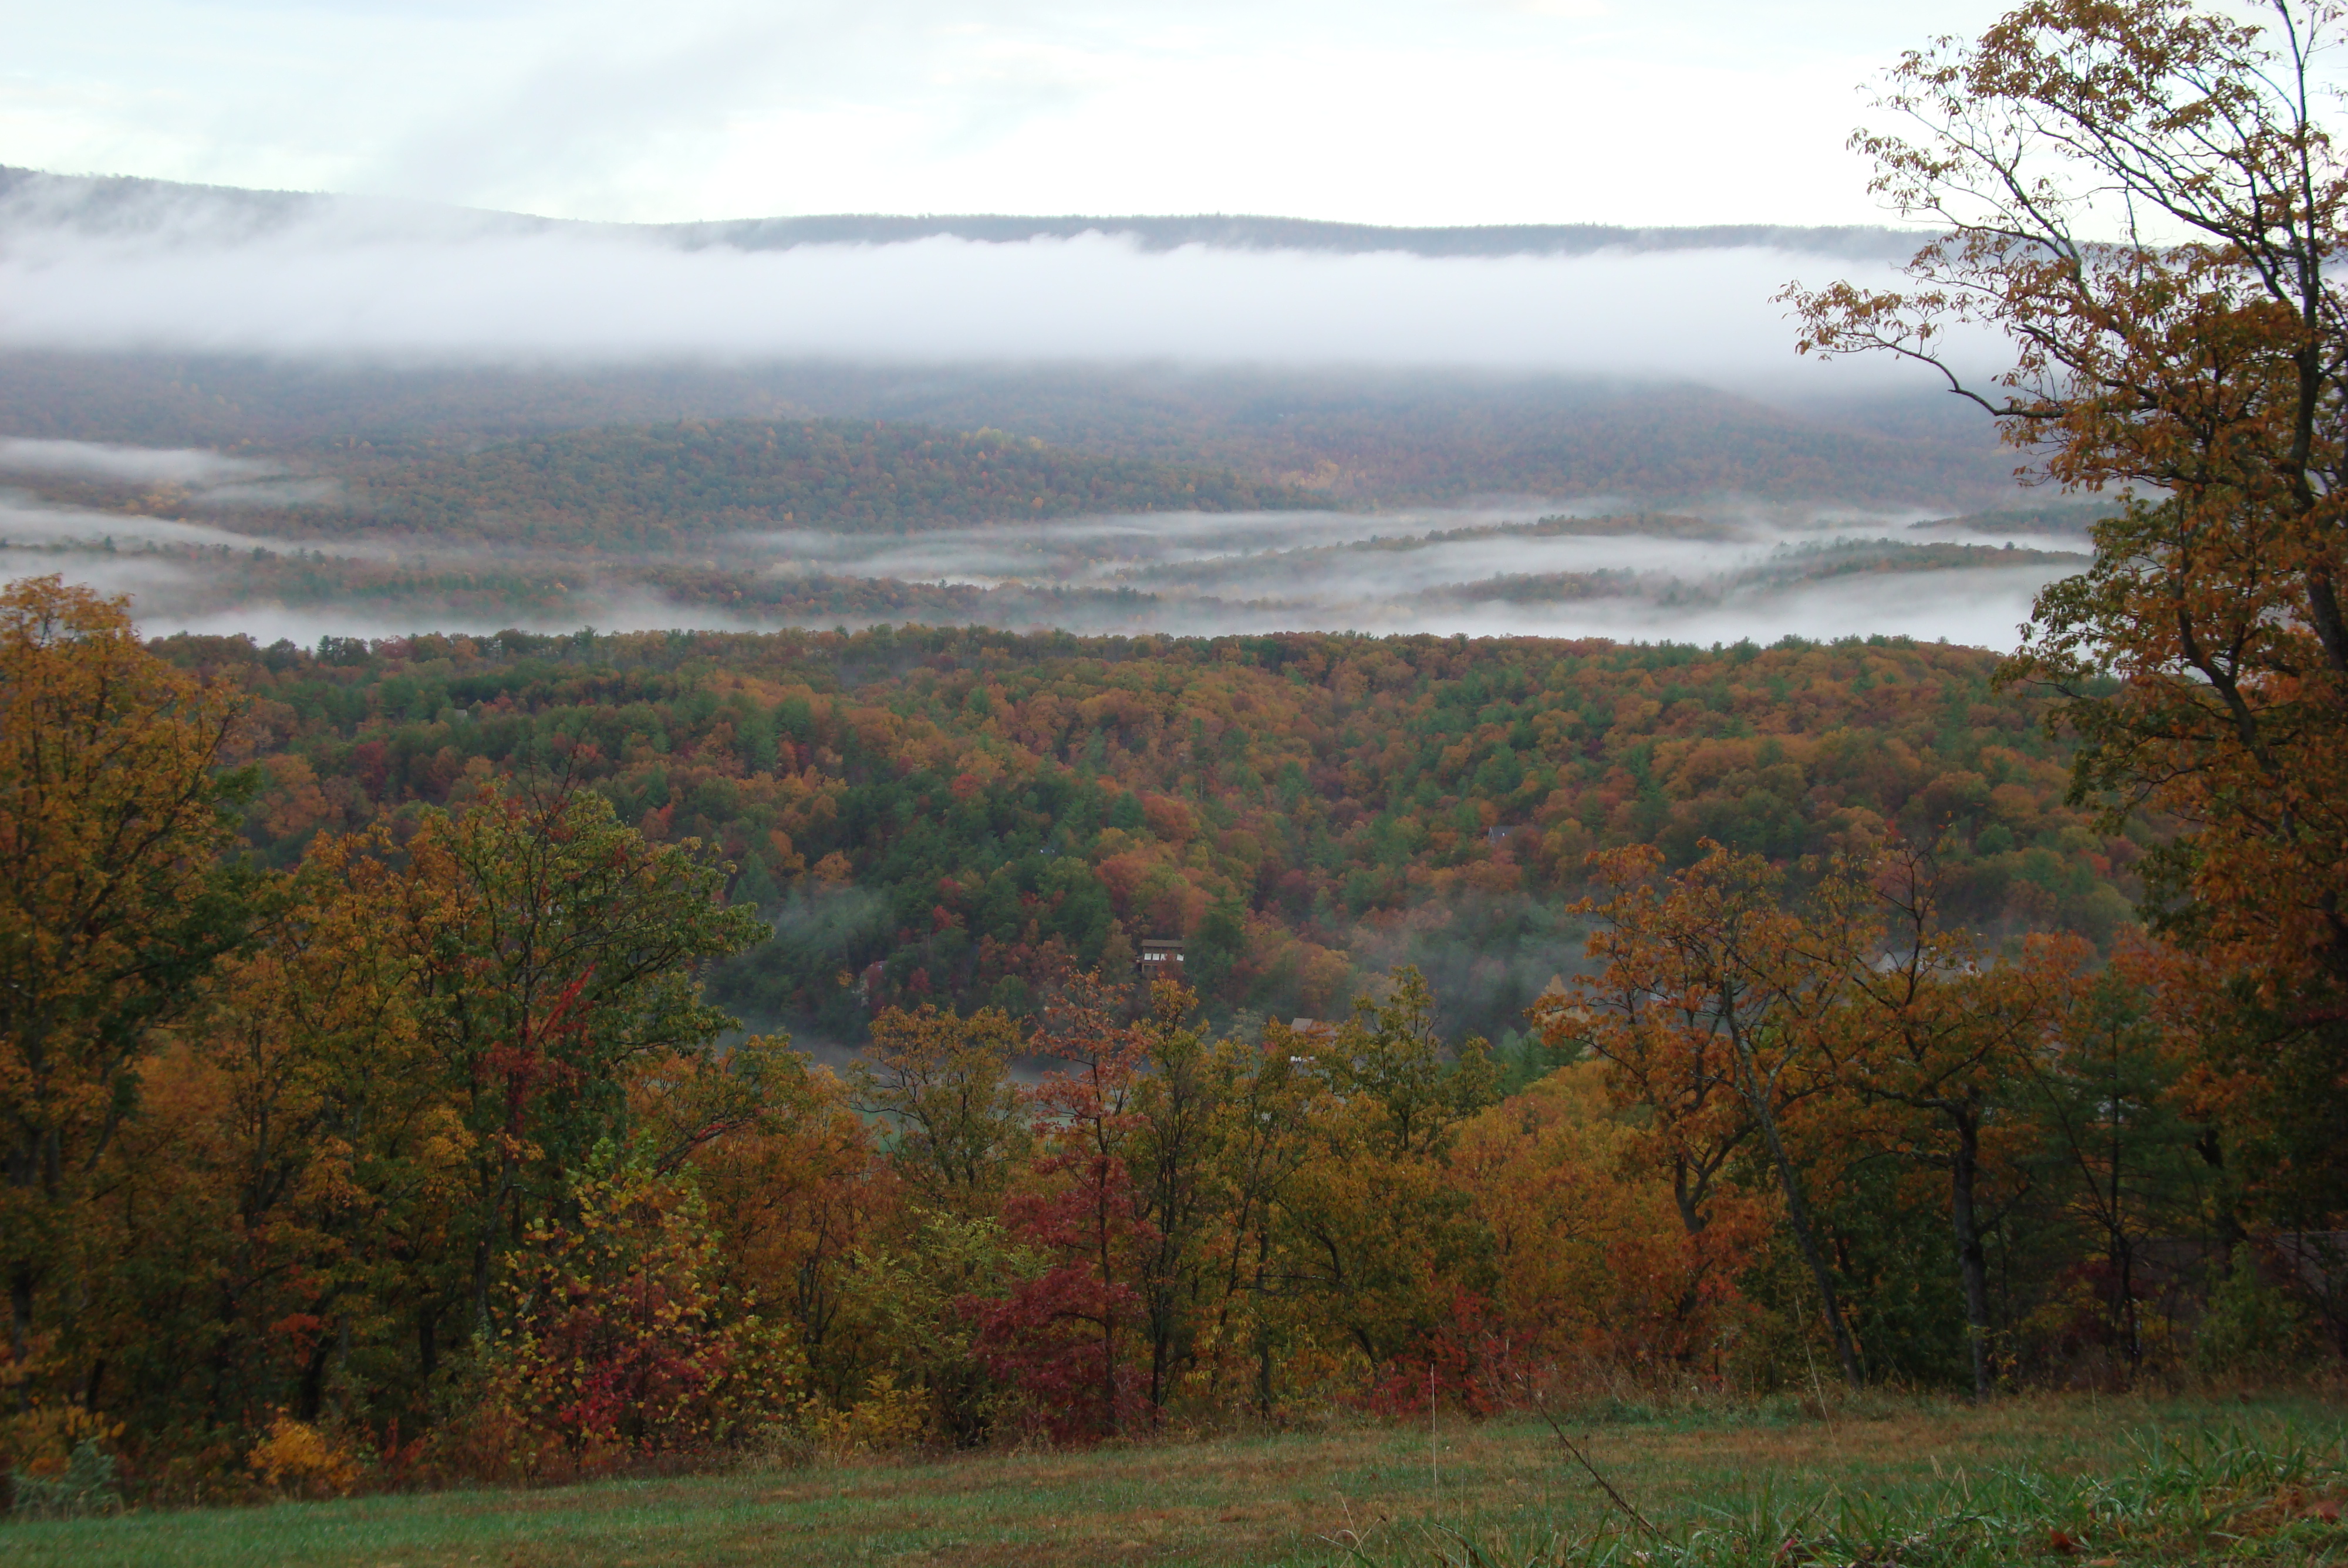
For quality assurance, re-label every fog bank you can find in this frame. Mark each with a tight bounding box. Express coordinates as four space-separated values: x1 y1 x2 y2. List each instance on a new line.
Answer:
4 478 2084 653
0 210 1992 385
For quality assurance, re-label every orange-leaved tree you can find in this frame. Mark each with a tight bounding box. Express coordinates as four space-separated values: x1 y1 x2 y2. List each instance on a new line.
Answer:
1561 844 1867 1388
1784 0 2348 1199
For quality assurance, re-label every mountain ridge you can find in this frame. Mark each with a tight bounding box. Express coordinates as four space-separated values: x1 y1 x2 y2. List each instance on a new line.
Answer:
0 165 1928 261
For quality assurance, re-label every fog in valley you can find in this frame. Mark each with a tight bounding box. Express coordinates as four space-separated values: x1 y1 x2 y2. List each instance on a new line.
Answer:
0 173 2068 651
0 433 2090 650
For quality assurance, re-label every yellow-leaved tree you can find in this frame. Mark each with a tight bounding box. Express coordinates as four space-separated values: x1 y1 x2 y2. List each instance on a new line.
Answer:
0 577 257 1383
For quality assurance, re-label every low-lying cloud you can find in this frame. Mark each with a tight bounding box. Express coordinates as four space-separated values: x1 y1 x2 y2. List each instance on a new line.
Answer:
0 435 279 486
0 202 1995 386
8 488 2084 654
0 492 280 550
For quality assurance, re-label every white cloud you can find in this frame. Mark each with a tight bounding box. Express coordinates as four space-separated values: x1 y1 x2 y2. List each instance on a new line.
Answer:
4 494 2074 653
0 436 278 485
0 210 1997 387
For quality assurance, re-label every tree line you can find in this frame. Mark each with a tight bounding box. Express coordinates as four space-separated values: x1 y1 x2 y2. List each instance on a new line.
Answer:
0 572 2331 1507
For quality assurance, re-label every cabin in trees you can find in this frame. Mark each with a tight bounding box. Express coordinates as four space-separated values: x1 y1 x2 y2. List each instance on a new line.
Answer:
1138 939 1185 975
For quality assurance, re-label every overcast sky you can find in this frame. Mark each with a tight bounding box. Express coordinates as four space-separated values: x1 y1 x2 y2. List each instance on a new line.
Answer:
3 1 2020 227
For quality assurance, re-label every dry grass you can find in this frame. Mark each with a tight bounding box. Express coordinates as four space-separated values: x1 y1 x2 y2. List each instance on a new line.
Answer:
8 1391 2347 1566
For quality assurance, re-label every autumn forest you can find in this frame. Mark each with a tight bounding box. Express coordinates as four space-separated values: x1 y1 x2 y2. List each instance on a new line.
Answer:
8 0 2348 1535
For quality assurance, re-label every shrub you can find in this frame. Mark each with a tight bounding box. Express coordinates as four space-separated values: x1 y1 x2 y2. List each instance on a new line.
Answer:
453 1157 804 1478
248 1414 362 1498
8 1440 121 1519
2194 1262 2312 1380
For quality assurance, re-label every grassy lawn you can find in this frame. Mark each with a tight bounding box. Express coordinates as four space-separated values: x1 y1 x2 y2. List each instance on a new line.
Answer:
9 1394 2348 1566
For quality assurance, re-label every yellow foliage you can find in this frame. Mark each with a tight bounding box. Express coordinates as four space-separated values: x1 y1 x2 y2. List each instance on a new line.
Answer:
1 1403 124 1476
248 1414 362 1496
795 1373 930 1460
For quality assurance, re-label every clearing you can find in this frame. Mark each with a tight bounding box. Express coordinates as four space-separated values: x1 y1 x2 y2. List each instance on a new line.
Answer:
9 1393 2348 1566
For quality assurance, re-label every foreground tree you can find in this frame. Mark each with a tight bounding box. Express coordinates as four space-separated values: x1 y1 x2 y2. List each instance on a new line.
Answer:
1784 1 2348 1171
0 579 257 1373
394 782 766 1348
1829 846 2090 1398
1563 845 1868 1388
851 1002 1028 1216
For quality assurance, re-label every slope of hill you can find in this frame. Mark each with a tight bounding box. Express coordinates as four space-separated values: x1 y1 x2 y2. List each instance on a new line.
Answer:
168 624 2144 1046
0 354 2020 511
0 415 1332 545
332 420 1331 543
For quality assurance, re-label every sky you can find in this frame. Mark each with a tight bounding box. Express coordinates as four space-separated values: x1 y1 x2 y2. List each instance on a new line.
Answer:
1 1 2019 227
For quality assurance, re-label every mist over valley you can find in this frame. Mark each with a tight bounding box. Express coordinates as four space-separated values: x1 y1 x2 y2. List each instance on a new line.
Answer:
0 173 2069 652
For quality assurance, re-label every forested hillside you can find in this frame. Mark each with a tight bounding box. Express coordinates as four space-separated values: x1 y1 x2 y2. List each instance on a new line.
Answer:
4 582 2242 1503
327 421 1328 544
0 352 2018 510
9 417 1328 547
173 623 2139 1047
11 0 2348 1514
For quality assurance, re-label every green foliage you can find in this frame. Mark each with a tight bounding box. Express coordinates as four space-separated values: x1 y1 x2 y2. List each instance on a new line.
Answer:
6 1439 120 1520
2194 1265 2312 1380
1320 967 1498 1161
160 624 2141 1051
401 785 767 1332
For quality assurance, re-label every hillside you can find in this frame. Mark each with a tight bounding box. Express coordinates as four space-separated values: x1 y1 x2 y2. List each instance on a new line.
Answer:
0 353 2021 512
168 624 2144 1048
0 415 1333 546
329 420 1331 544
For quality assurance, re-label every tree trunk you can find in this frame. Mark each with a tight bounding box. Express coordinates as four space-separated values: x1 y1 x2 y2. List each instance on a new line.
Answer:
1950 1114 1994 1400
9 1268 31 1371
1729 1029 1864 1390
1254 1230 1275 1420
1671 1155 1710 1236
1100 1310 1120 1437
298 1324 336 1421
1148 1296 1171 1421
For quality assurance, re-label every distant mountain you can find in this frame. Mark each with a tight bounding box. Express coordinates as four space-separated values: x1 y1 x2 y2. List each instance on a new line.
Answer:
1911 502 2121 536
0 353 2020 512
0 353 2018 511
0 165 2010 512
0 165 1927 261
334 419 1334 543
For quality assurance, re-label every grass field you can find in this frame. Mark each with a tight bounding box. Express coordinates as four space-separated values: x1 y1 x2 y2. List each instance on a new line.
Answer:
9 1393 2348 1566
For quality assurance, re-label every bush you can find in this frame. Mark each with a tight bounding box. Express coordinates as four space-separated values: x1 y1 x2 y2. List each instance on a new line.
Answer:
248 1414 363 1498
2194 1261 2312 1379
8 1440 121 1519
450 1158 804 1479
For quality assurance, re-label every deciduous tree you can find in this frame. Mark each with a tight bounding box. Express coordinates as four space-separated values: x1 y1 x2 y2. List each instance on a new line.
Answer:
0 578 257 1373
1786 0 2348 1152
